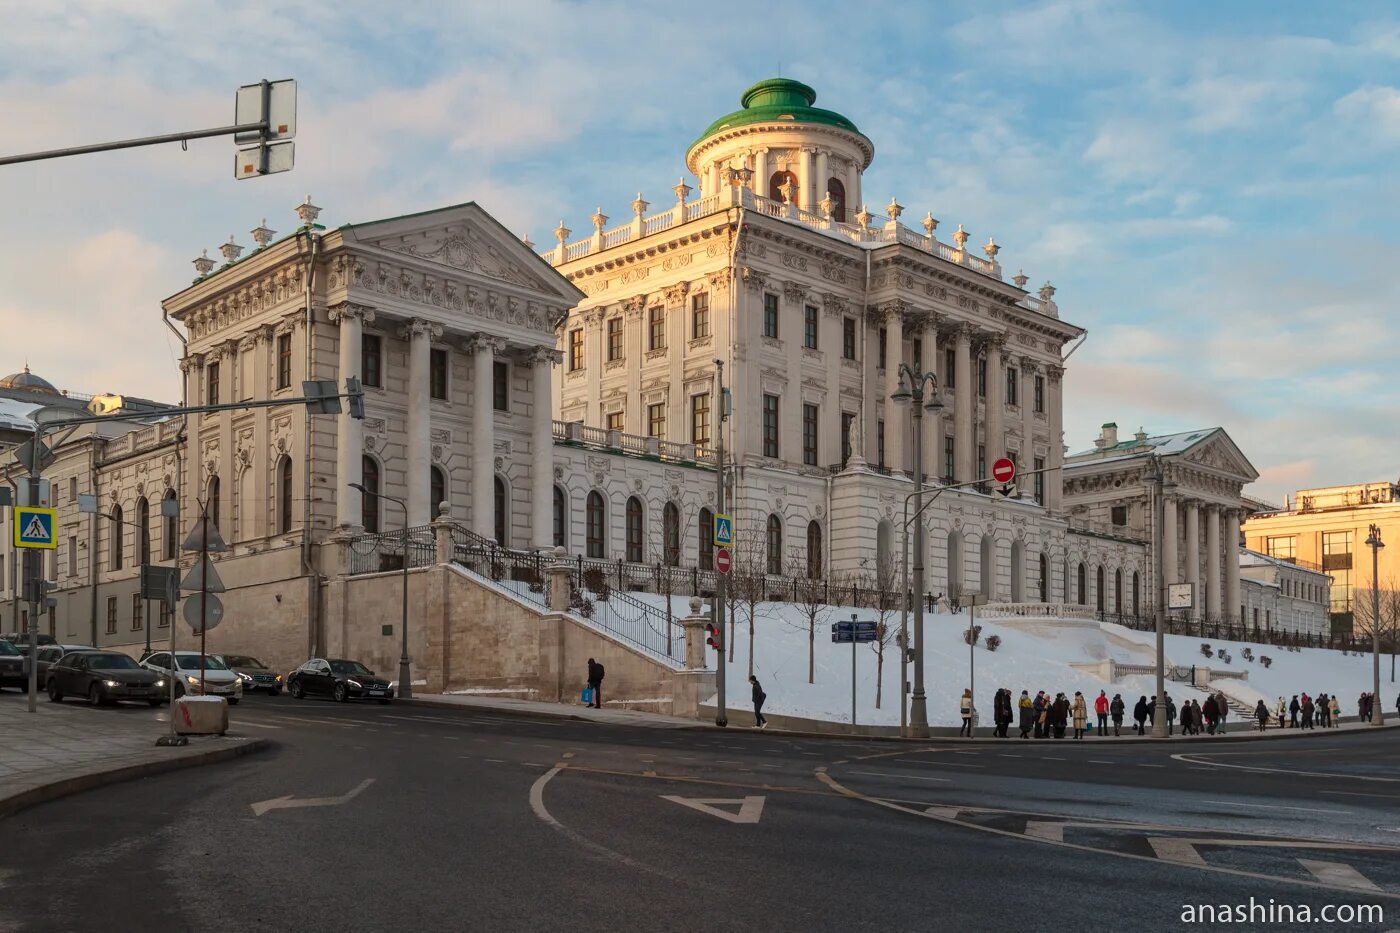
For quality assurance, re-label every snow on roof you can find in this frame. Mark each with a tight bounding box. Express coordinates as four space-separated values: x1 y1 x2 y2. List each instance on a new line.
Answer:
0 397 40 433
1068 427 1219 460
1238 548 1330 577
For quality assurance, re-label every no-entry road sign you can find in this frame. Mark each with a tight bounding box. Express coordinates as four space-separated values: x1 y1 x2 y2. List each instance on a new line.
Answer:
992 457 1016 485
715 547 733 574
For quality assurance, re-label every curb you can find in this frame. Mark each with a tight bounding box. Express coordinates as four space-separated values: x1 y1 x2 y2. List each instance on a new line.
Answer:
0 737 271 822
397 696 596 724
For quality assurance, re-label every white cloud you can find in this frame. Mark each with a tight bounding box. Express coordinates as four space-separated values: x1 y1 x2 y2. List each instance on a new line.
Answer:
1333 84 1400 143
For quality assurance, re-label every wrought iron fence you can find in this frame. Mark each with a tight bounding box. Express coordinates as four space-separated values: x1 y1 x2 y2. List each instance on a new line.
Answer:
344 526 437 575
569 571 685 664
1094 609 1371 652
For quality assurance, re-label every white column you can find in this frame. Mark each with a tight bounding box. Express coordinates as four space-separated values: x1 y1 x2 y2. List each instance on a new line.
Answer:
882 306 905 475
815 150 830 208
850 164 862 213
752 148 767 196
800 147 815 211
331 303 373 531
469 335 500 541
985 333 1006 463
707 163 720 197
1020 358 1036 465
921 320 940 481
402 319 438 528
1162 496 1179 586
530 348 558 548
1205 505 1222 621
823 305 844 467
1046 364 1064 513
1224 508 1241 625
953 324 975 482
1184 500 1201 620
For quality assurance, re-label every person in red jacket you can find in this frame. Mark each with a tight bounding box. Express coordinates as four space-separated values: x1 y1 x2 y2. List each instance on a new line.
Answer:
1094 690 1109 735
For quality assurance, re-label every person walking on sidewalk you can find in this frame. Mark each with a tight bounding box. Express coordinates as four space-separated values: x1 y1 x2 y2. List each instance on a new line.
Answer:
1301 694 1314 729
1254 699 1270 731
1191 698 1204 735
1317 692 1330 728
1275 696 1287 729
1180 699 1195 736
1203 694 1219 735
1166 694 1178 736
1072 692 1088 740
1330 694 1341 727
585 657 605 709
959 688 974 737
1133 695 1148 735
1052 692 1070 739
1289 695 1300 728
1215 693 1228 730
748 674 767 729
1094 690 1109 735
996 688 1014 738
1018 690 1034 739
1110 693 1125 737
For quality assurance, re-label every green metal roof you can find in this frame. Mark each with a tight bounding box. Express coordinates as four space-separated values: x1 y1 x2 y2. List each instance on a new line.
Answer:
694 78 863 146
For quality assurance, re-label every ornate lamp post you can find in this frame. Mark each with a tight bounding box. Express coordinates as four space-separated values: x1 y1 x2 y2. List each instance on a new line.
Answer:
1365 524 1385 725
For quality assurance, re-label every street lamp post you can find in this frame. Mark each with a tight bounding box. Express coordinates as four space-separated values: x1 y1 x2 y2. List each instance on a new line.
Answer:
349 483 412 699
891 363 943 738
1365 524 1384 726
1149 455 1170 739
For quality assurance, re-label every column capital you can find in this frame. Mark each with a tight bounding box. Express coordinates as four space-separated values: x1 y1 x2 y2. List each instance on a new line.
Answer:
526 346 564 368
948 320 979 343
868 299 908 324
465 334 505 356
820 292 849 317
623 294 648 315
739 266 769 290
1045 363 1064 384
179 353 205 374
782 280 809 303
327 301 376 325
983 331 1009 353
581 307 606 327
397 318 443 341
1018 355 1040 372
664 281 691 305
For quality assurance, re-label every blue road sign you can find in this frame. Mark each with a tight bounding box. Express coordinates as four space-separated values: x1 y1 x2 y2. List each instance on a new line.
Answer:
832 620 879 643
14 506 56 550
713 513 734 547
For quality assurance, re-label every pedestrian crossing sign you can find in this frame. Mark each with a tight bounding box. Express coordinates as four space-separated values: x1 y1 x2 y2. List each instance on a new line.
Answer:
14 506 57 550
713 513 734 547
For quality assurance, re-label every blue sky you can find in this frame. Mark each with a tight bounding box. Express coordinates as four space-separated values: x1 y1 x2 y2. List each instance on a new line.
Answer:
1 0 1397 502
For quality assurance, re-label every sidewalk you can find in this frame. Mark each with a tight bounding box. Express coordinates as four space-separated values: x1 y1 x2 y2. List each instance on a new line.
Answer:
400 693 703 728
0 697 268 820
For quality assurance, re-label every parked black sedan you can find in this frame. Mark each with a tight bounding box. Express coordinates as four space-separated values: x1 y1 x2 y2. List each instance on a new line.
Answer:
0 639 24 690
47 651 168 706
287 658 393 703
211 654 283 695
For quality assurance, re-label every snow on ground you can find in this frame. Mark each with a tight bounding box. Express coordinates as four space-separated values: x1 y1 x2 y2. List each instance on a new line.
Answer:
621 593 1386 727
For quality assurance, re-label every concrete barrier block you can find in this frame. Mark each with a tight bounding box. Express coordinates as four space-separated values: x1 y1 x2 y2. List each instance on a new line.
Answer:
174 696 228 735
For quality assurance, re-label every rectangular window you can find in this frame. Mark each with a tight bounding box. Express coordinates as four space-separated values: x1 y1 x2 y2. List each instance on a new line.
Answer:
841 412 855 467
803 305 818 350
978 358 987 398
607 317 623 361
132 593 143 631
877 420 886 467
1007 367 1018 406
493 361 509 411
648 307 666 351
159 602 171 628
568 329 584 371
68 536 77 577
762 394 779 458
912 337 922 373
1111 505 1128 526
944 435 955 483
69 477 77 501
1266 535 1297 561
802 403 818 466
978 444 987 482
1034 456 1045 503
205 362 220 406
647 402 666 438
1034 375 1045 413
691 293 710 340
878 327 888 369
361 334 382 388
106 596 117 635
691 394 711 448
606 411 624 432
430 348 448 400
842 317 857 360
1322 530 1353 613
763 294 779 338
276 333 293 390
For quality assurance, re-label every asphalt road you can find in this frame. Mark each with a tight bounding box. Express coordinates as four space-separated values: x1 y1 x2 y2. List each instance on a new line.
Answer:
1 691 1398 933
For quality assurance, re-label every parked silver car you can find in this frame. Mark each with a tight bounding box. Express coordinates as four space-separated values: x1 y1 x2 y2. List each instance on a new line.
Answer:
139 651 242 703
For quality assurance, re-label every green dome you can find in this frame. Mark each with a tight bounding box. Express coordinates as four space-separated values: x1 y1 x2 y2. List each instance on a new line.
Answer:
695 78 863 143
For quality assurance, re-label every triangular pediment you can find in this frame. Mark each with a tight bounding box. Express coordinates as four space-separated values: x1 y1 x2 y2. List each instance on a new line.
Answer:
341 202 583 305
1180 430 1259 482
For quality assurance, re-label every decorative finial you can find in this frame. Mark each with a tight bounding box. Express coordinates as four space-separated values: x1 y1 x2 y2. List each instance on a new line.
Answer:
294 195 321 228
886 197 904 222
521 233 535 250
953 224 969 250
251 219 276 248
554 220 571 243
591 207 609 231
631 192 649 216
673 178 692 203
1039 281 1057 302
193 249 216 277
219 235 243 264
984 236 1000 259
819 190 835 218
778 178 796 204
855 204 872 230
921 212 939 236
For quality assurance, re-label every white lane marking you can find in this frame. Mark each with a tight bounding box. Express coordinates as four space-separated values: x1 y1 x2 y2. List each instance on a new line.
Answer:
1297 859 1382 892
848 770 951 783
1321 790 1400 799
485 758 505 763
998 754 1023 758
1148 836 1206 866
264 715 367 728
1202 800 1350 815
1088 759 1113 764
528 766 674 877
1041 757 1066 761
953 751 979 756
250 778 375 817
233 720 281 730
896 759 984 769
1171 752 1400 783
1138 764 1165 768
660 795 765 824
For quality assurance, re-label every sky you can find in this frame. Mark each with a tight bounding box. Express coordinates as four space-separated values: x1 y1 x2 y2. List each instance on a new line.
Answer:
1 0 1397 504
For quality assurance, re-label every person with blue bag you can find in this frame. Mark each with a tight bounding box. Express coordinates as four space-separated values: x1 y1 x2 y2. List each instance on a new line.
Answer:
585 657 604 709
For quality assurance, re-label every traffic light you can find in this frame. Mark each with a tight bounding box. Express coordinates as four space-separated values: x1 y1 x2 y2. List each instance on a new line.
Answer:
705 621 721 650
345 376 365 420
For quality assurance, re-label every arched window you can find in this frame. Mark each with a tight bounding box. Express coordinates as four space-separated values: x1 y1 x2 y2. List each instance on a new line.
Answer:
494 476 508 546
980 535 996 599
553 486 568 549
947 530 964 600
136 497 150 566
766 514 783 575
662 502 681 567
1038 553 1049 601
360 458 379 533
110 503 124 571
625 497 644 563
1096 565 1106 612
162 489 178 561
276 457 294 535
1010 540 1024 602
430 467 447 521
586 492 606 558
826 178 847 223
1132 572 1141 617
1077 562 1087 605
876 519 894 573
1115 569 1124 614
769 169 800 204
698 507 714 571
807 520 823 579
206 475 221 531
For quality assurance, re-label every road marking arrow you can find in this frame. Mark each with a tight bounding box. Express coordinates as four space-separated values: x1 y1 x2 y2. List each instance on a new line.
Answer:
660 795 765 824
250 778 376 817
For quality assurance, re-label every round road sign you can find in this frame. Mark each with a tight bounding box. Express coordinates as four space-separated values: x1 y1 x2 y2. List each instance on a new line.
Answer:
183 593 225 633
992 457 1016 484
715 547 733 574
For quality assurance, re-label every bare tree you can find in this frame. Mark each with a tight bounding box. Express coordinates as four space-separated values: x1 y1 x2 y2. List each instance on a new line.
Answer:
728 523 768 674
790 557 835 685
1351 574 1400 682
863 555 902 709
